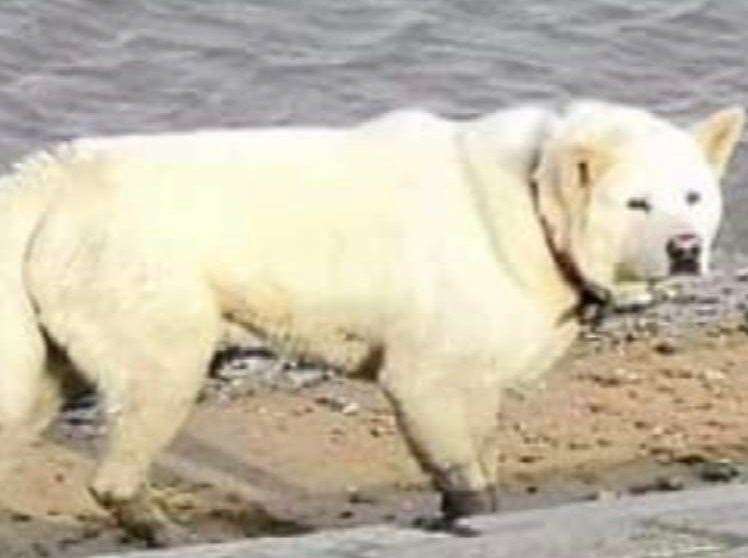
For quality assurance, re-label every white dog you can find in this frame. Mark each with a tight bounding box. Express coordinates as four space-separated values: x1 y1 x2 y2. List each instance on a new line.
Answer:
0 100 742 543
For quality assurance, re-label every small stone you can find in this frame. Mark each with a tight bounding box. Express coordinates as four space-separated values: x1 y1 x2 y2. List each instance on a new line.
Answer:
673 452 707 465
653 424 673 436
341 403 360 416
347 487 376 504
61 405 100 426
698 460 740 482
79 523 103 539
30 543 50 558
695 306 718 317
287 369 327 389
292 405 314 416
587 401 605 413
216 358 273 380
628 475 683 495
594 489 617 501
315 394 342 410
580 331 601 341
657 285 680 301
736 267 748 281
655 475 685 491
699 369 726 383
653 338 679 354
401 499 415 512
316 394 361 415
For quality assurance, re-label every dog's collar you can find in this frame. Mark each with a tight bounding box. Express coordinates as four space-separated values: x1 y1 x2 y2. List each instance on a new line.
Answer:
528 178 611 326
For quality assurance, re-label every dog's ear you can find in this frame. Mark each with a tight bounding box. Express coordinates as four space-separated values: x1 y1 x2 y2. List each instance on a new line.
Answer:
534 140 613 252
559 144 614 191
693 106 745 180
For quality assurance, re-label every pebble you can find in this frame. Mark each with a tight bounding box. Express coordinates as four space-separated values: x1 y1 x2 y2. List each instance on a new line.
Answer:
347 486 376 504
316 394 360 415
215 357 274 380
292 405 314 416
697 460 741 483
341 403 360 416
656 285 680 301
699 369 726 383
287 369 328 389
628 475 684 495
370 425 389 437
655 475 685 491
61 405 100 425
652 338 679 354
594 489 618 501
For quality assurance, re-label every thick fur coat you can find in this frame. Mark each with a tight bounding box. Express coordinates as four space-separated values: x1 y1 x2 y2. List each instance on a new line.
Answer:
0 100 742 541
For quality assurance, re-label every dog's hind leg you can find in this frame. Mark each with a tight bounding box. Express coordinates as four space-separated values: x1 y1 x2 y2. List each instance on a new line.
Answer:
47 281 223 547
0 295 63 477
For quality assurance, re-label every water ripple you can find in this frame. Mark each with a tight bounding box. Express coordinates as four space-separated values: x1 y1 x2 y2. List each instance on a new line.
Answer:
0 0 744 249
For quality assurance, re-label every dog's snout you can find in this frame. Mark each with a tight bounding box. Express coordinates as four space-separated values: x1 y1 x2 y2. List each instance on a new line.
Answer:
667 233 701 259
666 233 701 275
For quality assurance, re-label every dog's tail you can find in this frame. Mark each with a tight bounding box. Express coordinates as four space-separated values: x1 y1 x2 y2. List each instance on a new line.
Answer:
0 147 73 439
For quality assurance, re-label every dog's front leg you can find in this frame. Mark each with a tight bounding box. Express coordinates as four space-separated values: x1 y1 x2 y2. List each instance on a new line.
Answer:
380 363 499 523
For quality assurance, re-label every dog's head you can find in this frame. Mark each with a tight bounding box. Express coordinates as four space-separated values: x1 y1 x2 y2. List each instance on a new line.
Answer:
534 101 744 295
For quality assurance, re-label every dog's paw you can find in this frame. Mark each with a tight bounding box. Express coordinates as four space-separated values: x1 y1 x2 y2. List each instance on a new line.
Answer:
440 487 497 520
411 514 481 537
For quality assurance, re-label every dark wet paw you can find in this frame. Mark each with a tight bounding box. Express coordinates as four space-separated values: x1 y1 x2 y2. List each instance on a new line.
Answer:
94 490 196 548
440 487 497 520
411 514 480 537
114 506 190 548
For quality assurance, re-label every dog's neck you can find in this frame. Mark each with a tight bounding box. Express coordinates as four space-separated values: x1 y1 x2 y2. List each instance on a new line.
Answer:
528 179 610 325
456 116 607 327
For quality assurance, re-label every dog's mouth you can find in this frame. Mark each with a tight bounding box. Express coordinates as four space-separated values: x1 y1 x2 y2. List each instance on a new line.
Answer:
669 260 701 276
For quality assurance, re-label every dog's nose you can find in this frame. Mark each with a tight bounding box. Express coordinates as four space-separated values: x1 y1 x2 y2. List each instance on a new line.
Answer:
666 233 701 275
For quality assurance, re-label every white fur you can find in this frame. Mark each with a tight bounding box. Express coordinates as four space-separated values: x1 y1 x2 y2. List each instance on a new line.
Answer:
0 101 741 536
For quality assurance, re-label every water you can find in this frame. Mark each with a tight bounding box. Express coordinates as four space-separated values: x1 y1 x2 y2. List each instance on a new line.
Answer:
0 0 746 252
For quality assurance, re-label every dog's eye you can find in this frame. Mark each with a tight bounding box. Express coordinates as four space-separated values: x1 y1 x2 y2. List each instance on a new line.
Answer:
686 191 701 205
627 198 651 212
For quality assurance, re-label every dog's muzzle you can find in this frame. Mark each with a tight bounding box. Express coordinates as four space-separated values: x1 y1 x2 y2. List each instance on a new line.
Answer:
667 233 701 276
